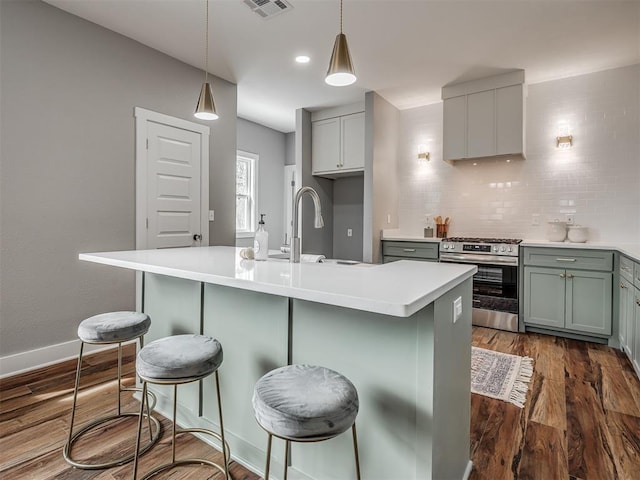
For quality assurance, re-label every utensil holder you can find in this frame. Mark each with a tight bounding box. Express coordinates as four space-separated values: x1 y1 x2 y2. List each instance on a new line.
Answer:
436 224 448 238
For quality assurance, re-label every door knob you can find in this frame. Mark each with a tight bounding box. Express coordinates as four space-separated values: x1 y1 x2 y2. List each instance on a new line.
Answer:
193 234 202 241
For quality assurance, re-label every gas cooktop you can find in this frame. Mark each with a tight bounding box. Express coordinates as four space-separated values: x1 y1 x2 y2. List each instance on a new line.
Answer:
445 237 523 245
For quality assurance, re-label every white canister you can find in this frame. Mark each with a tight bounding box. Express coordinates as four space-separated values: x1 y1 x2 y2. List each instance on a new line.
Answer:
567 225 588 243
547 221 567 242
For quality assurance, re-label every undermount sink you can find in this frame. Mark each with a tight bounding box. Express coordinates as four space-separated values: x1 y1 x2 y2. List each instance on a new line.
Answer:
320 259 361 265
268 253 290 260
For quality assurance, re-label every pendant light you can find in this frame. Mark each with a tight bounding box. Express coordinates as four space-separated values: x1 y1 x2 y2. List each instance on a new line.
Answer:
194 0 219 120
325 0 356 86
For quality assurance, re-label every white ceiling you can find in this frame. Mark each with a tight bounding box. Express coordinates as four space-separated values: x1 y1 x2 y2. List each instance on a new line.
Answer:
44 0 640 133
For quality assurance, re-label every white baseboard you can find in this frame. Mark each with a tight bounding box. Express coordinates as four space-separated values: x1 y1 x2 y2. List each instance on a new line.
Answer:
0 339 130 379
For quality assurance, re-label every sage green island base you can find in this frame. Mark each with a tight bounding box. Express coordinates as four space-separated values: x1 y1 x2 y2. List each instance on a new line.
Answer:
80 246 476 480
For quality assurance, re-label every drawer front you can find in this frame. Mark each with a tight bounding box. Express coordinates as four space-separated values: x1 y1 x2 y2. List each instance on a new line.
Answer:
620 255 635 282
383 255 437 264
635 261 640 289
523 247 613 271
382 241 439 260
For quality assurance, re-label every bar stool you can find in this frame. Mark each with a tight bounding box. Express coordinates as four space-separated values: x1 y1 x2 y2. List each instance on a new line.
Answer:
63 311 161 469
132 334 230 480
252 364 361 480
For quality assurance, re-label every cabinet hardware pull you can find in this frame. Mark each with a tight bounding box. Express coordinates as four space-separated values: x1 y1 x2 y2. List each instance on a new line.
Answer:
556 258 576 262
621 283 626 289
337 164 341 168
637 299 640 306
560 273 566 278
566 273 574 279
403 248 417 252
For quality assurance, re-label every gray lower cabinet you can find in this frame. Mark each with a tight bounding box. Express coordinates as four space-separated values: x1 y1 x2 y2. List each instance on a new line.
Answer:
382 240 439 263
633 291 640 375
523 247 613 338
619 276 634 356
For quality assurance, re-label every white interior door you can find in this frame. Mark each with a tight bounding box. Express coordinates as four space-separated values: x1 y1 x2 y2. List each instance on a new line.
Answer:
147 122 201 249
135 108 210 250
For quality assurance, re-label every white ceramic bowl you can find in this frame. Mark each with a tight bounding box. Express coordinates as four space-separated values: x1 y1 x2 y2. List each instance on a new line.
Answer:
547 221 567 242
567 225 588 243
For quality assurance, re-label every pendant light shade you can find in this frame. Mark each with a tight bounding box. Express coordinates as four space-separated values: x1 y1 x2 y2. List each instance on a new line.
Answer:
326 33 356 86
325 0 356 86
194 82 218 120
194 0 219 120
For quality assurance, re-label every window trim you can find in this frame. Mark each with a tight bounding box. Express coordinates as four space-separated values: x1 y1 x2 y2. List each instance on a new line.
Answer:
235 150 259 238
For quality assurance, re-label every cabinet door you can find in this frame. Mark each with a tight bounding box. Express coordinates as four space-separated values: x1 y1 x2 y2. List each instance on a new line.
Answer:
467 90 495 158
496 84 523 155
565 270 612 336
340 112 365 171
443 95 466 161
311 117 340 174
524 266 566 329
619 278 632 355
633 291 640 376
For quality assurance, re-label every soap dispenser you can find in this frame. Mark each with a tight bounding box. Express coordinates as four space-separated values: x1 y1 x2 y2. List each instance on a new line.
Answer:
254 214 269 261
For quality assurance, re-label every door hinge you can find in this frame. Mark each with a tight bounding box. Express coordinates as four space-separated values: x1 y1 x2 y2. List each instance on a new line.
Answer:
146 139 149 149
146 218 149 229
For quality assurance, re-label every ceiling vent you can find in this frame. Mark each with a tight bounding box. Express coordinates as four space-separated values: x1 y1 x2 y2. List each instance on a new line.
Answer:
243 0 293 19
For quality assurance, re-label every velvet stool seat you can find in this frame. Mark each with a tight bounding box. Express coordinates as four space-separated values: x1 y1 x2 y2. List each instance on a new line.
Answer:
252 364 361 480
63 311 161 470
132 334 229 480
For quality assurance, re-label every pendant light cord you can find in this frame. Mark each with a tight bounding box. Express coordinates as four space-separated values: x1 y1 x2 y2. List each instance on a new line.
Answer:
204 0 209 83
340 0 343 34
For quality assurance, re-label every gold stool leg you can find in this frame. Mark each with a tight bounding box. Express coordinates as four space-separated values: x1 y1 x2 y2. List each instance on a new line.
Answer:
215 370 230 480
64 342 85 454
264 433 273 480
283 439 290 480
352 423 362 480
132 381 148 480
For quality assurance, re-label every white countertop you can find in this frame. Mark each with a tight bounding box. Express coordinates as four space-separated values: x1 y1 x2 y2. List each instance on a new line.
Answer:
521 240 640 262
381 231 640 263
79 246 476 318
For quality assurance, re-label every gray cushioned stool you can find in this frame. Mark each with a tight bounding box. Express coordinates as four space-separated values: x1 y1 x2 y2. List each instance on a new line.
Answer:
252 364 361 480
63 311 161 469
132 334 229 480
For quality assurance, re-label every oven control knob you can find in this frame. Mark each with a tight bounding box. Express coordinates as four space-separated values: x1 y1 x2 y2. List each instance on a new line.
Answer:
500 246 506 252
493 246 498 252
508 247 513 253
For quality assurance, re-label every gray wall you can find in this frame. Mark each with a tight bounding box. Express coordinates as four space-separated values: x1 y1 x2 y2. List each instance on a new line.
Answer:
333 177 364 261
236 118 287 249
285 132 295 166
0 0 237 356
364 92 400 263
296 109 333 257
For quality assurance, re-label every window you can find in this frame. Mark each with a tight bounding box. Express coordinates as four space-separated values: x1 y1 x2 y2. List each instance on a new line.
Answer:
236 151 258 237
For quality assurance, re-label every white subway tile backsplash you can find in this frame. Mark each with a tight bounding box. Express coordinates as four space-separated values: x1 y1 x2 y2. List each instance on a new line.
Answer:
397 65 640 242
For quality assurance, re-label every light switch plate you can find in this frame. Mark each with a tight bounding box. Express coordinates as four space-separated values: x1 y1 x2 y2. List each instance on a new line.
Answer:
209 210 215 221
453 296 463 323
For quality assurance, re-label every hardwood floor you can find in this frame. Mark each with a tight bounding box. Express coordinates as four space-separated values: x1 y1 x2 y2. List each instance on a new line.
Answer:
470 327 640 480
1 328 639 479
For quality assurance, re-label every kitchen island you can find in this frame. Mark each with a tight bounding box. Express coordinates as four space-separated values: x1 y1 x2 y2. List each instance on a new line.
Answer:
80 246 476 480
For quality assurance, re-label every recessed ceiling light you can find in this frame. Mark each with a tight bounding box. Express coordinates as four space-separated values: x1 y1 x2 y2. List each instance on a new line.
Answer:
295 55 310 64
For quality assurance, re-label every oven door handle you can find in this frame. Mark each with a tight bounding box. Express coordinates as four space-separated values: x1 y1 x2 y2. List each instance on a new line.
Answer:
440 254 519 265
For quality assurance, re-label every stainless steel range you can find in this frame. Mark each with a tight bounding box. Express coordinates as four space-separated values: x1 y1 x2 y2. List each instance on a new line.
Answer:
439 237 522 332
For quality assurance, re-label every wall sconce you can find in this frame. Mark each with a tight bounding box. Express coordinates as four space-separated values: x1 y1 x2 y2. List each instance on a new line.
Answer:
418 145 430 161
556 135 573 148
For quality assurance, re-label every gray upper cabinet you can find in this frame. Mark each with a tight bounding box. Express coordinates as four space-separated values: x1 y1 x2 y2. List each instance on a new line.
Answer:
312 112 364 177
442 71 525 162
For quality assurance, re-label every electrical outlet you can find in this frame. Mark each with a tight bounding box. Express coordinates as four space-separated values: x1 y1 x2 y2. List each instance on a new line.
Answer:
532 214 540 226
565 214 575 225
453 296 463 323
208 210 215 221
387 214 391 224
347 228 353 237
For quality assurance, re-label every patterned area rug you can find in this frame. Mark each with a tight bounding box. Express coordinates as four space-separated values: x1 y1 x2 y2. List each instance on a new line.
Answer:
471 347 534 408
